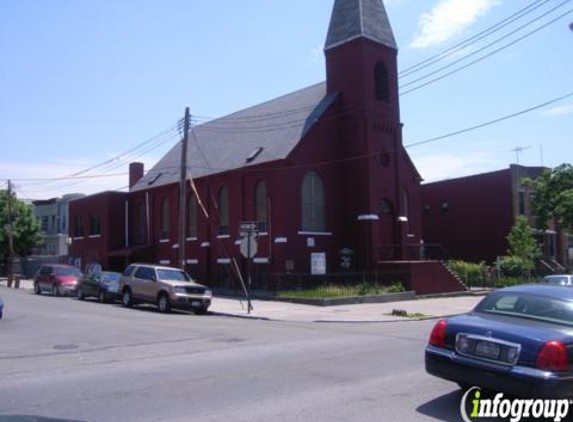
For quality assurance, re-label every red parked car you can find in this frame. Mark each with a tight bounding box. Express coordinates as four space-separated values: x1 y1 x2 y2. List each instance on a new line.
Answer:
34 264 83 297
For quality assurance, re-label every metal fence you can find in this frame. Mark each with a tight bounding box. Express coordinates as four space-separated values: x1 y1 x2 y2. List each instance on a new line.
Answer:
378 244 452 262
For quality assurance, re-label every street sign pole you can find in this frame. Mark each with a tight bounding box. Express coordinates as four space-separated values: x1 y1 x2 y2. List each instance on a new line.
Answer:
238 222 259 314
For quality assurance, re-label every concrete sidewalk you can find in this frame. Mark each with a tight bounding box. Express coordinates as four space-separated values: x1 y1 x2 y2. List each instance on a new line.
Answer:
0 278 486 323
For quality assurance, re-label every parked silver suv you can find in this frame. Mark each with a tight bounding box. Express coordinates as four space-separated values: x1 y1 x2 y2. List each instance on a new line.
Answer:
119 263 212 314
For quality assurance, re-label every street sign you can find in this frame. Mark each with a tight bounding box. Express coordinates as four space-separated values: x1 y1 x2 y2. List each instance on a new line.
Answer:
239 222 258 232
240 236 258 259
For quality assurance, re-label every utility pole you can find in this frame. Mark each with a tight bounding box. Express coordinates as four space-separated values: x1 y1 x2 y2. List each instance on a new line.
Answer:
6 180 15 288
178 107 191 270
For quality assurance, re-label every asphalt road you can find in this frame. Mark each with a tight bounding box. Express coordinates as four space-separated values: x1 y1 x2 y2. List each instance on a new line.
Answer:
0 287 467 422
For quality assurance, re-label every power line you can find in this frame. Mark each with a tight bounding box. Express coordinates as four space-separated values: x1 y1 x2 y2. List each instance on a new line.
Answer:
405 91 573 148
401 8 573 96
399 0 553 77
8 91 572 188
400 1 573 90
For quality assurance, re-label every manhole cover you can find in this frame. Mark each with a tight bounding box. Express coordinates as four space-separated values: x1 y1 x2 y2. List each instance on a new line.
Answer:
53 344 80 351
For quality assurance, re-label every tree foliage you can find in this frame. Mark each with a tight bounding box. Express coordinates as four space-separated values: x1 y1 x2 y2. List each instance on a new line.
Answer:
522 164 573 231
0 190 42 258
505 215 541 273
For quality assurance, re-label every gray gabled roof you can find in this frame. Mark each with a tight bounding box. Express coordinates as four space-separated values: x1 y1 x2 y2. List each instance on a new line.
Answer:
131 82 338 192
325 0 397 51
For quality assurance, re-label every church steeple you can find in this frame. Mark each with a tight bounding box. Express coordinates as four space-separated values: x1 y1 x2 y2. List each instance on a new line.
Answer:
325 0 397 51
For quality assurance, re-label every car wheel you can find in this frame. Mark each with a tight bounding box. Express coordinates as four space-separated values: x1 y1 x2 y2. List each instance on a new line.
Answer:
122 289 132 308
34 282 41 295
195 306 209 315
52 284 60 297
98 290 107 303
157 293 171 313
77 287 85 300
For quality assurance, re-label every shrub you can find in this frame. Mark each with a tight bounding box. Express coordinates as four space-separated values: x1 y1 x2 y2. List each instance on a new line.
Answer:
449 260 488 287
498 256 526 277
387 282 405 293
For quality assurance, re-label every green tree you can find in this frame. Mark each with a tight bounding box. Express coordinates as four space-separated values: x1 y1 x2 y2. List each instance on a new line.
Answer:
0 190 42 258
522 164 573 231
506 215 541 274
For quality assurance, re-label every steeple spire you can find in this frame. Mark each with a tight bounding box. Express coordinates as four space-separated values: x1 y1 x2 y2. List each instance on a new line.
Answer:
325 0 397 51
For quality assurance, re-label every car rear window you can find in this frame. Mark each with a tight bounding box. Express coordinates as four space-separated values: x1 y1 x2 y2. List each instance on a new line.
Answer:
123 265 136 277
101 272 121 282
55 267 82 277
157 269 190 282
134 266 156 281
476 292 573 327
545 276 570 285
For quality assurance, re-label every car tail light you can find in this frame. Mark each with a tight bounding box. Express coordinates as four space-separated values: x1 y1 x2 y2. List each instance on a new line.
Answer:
429 320 448 347
536 341 569 372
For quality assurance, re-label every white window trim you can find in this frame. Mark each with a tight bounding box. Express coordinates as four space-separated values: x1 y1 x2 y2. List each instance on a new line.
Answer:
217 258 231 264
298 231 333 236
253 257 269 264
159 260 170 265
88 234 102 239
201 242 211 248
357 214 379 221
186 259 199 265
217 235 231 240
172 244 179 249
274 237 288 244
73 236 84 241
159 239 170 243
186 237 198 242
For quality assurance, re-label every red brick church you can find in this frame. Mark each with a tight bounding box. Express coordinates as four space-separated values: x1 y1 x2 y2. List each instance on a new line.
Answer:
69 0 464 294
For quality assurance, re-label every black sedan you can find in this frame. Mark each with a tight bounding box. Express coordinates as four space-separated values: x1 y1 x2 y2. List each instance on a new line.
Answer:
76 271 121 303
426 284 573 398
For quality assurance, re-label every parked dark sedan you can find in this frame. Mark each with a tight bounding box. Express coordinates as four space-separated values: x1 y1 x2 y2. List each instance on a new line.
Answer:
76 271 121 303
426 284 573 398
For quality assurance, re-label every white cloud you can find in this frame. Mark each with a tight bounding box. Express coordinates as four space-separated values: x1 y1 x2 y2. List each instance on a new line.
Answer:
411 0 500 49
308 45 323 65
540 104 573 117
413 151 501 182
0 157 160 200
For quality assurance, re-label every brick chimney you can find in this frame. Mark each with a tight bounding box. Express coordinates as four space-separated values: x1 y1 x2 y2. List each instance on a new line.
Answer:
129 162 144 189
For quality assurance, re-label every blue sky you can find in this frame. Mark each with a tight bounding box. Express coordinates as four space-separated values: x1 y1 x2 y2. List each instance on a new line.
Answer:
1 0 572 200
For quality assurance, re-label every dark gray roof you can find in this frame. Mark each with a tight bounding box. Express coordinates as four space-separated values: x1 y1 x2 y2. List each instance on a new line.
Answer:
325 0 397 51
131 82 338 192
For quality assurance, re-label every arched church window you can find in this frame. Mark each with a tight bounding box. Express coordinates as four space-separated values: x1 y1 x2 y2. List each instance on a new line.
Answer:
375 61 390 103
301 172 325 232
255 181 268 232
218 187 229 236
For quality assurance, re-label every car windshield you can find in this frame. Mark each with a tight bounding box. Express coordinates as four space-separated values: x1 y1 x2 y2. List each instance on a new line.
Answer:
101 272 121 282
157 269 190 282
545 276 570 285
55 267 82 277
475 291 573 327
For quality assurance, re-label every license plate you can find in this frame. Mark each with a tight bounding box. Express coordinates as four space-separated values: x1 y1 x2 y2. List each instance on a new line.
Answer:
475 340 501 359
191 301 200 307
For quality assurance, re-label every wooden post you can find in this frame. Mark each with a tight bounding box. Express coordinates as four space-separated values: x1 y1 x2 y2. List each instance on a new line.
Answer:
178 108 190 269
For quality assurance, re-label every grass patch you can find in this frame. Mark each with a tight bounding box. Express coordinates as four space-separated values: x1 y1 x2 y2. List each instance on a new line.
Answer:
278 282 405 299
